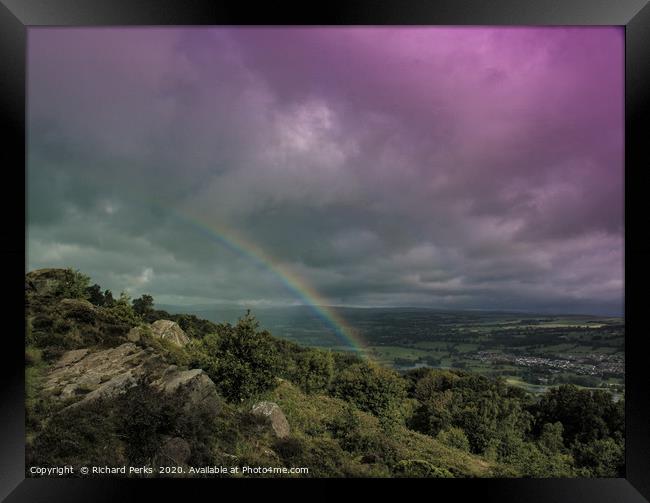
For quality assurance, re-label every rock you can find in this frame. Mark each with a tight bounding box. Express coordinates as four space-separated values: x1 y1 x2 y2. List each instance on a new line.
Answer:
45 342 220 415
150 320 190 347
45 343 166 404
25 268 70 297
52 348 89 369
251 401 290 439
159 437 191 466
154 368 220 414
127 325 150 343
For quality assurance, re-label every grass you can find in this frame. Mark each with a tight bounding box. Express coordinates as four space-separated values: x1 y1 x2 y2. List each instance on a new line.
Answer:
264 380 497 478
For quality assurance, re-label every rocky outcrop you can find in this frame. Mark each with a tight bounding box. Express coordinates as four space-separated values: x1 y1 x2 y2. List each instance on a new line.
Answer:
45 343 162 403
25 268 73 297
251 401 290 439
45 343 219 413
150 320 190 347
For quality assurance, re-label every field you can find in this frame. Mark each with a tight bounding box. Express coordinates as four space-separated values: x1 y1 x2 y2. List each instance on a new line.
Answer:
162 305 625 397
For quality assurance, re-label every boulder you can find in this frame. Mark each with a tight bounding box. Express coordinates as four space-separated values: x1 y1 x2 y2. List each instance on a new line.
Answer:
150 320 190 347
154 367 220 414
251 401 290 439
127 325 150 343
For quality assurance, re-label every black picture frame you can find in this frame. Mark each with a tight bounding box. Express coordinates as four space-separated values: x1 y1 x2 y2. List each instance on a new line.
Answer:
1 0 649 501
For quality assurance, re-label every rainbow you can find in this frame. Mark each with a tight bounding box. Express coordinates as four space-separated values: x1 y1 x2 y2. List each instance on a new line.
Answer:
132 201 368 357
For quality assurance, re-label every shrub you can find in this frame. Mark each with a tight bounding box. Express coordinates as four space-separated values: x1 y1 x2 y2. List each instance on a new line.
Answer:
100 292 140 327
393 459 453 478
571 437 624 477
328 403 372 453
436 427 470 452
55 269 91 299
132 294 155 318
189 311 280 402
331 363 407 422
294 349 334 394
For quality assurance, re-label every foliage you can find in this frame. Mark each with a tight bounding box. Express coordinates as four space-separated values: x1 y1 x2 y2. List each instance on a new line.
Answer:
436 427 470 452
28 381 218 470
328 402 372 453
331 362 407 422
101 292 140 327
410 370 533 459
571 437 624 477
189 311 280 401
531 385 623 445
293 348 335 394
171 313 219 339
143 331 191 368
55 269 91 299
132 294 155 318
393 459 453 478
24 269 625 479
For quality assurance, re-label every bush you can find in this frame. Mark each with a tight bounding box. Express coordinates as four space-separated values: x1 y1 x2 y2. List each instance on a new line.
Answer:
532 385 623 445
132 294 155 318
55 269 91 299
189 311 280 402
294 349 334 394
331 363 407 422
393 459 453 478
571 437 624 477
100 292 140 327
28 397 125 470
172 314 218 339
409 370 532 457
436 427 470 452
328 403 372 453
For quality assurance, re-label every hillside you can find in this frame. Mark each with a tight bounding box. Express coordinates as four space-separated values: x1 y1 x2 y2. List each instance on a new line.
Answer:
25 268 624 478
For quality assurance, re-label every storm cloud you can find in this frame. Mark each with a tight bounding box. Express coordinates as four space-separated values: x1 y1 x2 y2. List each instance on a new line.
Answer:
27 27 624 315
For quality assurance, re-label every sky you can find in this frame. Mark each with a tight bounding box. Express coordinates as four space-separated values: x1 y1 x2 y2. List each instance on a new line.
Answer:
27 27 624 316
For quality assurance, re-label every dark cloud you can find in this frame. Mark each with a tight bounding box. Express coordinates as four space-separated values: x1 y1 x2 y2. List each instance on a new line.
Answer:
27 27 624 315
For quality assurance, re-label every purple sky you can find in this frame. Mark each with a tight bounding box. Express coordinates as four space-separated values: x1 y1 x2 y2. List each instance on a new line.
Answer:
27 27 624 315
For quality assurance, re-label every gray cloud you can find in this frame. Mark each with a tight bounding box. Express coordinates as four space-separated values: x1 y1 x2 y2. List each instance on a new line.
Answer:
27 27 624 315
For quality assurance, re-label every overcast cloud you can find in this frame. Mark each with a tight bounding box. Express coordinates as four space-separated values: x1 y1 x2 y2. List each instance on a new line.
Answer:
27 27 624 315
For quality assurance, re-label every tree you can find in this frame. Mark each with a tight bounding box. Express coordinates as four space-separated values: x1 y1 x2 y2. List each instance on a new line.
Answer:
189 311 280 402
294 349 335 394
132 294 155 318
532 385 621 445
409 370 532 457
85 284 105 306
572 437 624 477
436 427 470 452
55 269 90 299
102 291 139 326
331 363 407 423
328 403 368 453
393 460 453 478
103 289 115 307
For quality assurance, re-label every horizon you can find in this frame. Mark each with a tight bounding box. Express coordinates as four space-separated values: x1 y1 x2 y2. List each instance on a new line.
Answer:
156 300 624 319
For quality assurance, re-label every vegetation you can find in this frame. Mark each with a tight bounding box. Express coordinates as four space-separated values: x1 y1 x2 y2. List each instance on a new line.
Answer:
24 269 625 478
188 311 281 402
